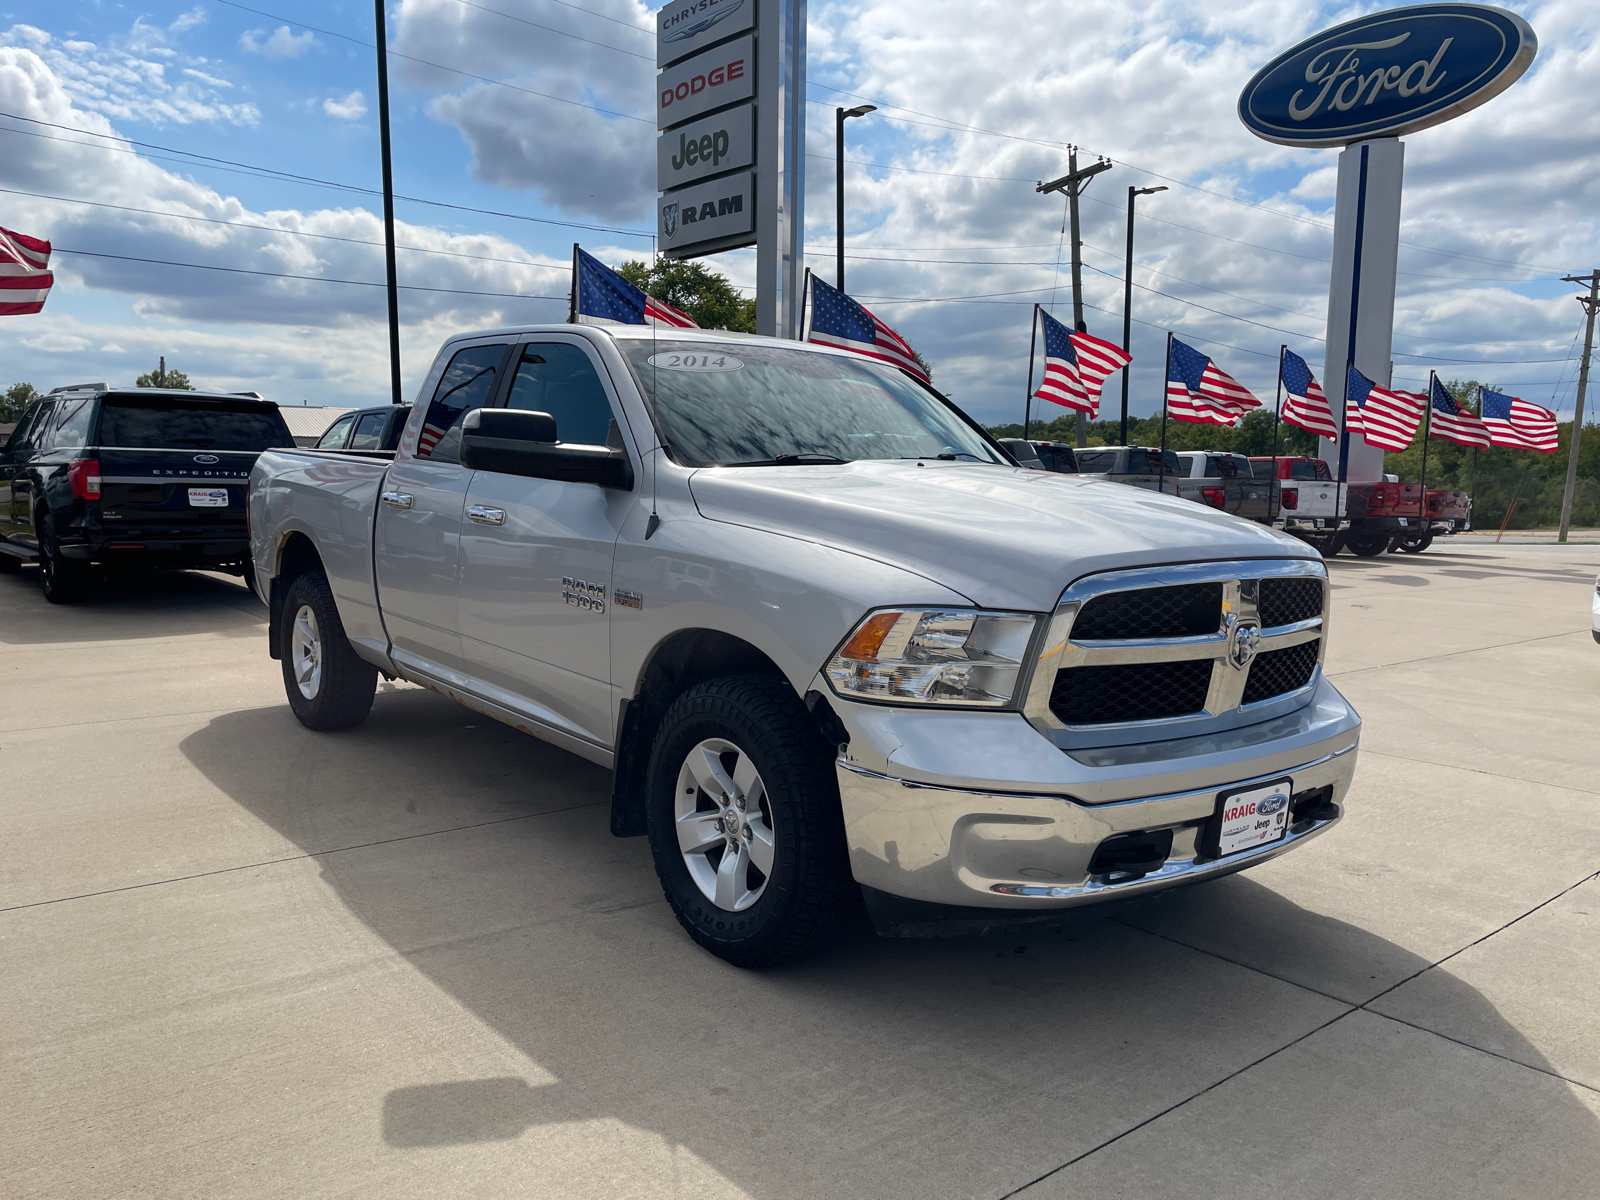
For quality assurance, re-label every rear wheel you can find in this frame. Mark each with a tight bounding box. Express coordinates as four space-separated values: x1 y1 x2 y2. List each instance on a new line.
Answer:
1395 533 1433 554
646 676 857 967
279 571 377 730
1347 533 1390 557
38 514 90 603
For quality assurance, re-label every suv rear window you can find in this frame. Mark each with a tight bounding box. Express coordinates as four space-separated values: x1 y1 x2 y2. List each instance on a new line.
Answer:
1074 450 1116 472
97 397 293 451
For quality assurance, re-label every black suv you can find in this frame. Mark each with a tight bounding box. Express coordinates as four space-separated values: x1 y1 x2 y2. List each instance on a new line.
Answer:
0 384 294 603
312 404 410 453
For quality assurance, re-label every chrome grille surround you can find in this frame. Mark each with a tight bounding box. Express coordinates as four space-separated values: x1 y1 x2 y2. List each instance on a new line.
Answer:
1022 558 1329 749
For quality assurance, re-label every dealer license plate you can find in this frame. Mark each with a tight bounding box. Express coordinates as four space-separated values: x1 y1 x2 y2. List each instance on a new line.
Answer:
1314 519 1326 529
1397 517 1409 526
1214 778 1293 857
188 487 230 508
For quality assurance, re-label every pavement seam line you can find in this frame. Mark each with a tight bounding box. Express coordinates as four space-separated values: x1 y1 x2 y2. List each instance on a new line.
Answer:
1361 1008 1600 1096
0 800 608 913
3 702 283 735
1323 629 1582 679
1360 747 1600 797
1002 866 1600 1197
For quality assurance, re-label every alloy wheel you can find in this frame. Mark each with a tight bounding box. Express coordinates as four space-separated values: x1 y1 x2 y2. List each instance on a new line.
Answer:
290 604 323 699
674 738 776 912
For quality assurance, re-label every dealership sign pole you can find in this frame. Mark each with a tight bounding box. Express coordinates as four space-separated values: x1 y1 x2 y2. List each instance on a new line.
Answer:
656 0 806 338
1239 4 1536 484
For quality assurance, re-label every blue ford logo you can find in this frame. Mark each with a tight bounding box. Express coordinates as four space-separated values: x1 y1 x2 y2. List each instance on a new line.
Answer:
1239 4 1537 147
1257 792 1289 816
193 453 220 464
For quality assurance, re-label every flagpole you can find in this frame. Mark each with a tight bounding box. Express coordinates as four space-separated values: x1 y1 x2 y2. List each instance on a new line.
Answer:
1336 357 1355 535
1023 303 1039 441
373 0 402 405
569 243 579 324
1417 370 1434 540
1158 331 1172 495
1470 384 1483 518
801 269 813 341
1272 344 1286 522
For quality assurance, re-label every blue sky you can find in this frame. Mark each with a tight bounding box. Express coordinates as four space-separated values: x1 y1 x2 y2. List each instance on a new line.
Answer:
1 0 1595 423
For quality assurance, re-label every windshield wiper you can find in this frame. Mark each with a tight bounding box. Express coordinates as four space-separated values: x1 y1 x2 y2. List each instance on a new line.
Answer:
729 452 850 467
901 452 982 462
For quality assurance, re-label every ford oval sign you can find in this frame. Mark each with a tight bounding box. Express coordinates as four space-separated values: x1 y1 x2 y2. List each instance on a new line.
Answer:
1239 4 1536 147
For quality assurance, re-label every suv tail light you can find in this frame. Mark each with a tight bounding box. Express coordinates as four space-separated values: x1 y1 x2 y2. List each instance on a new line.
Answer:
68 458 102 500
1280 487 1299 509
1201 486 1226 509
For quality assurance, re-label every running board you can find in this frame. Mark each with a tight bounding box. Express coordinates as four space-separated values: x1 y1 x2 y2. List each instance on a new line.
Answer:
0 542 39 562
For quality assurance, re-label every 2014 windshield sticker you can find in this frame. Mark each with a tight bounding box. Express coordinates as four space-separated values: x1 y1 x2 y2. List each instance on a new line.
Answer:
648 353 744 372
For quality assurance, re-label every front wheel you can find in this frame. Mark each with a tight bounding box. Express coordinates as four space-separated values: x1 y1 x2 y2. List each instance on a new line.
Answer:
279 570 377 730
1347 533 1389 557
646 676 857 967
1395 533 1433 554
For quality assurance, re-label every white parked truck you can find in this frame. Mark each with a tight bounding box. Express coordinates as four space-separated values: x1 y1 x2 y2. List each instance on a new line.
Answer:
249 326 1361 965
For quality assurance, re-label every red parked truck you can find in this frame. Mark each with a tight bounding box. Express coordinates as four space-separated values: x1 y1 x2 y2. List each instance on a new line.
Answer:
1249 457 1471 556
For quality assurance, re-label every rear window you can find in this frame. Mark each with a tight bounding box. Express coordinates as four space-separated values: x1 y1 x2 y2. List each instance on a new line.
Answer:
1206 454 1246 478
1249 459 1278 480
97 398 293 451
1074 450 1116 472
1291 460 1332 481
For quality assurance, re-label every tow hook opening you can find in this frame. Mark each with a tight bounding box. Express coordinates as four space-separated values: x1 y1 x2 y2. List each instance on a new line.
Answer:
1290 784 1339 829
1088 828 1174 880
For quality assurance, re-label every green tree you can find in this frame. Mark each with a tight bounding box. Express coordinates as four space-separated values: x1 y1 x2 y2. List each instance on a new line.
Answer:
616 259 755 332
135 363 194 390
988 406 1320 456
3 381 40 422
911 349 935 385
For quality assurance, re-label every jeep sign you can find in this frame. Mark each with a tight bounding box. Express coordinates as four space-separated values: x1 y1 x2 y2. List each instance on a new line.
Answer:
659 172 754 254
657 104 754 191
657 0 755 69
656 36 752 130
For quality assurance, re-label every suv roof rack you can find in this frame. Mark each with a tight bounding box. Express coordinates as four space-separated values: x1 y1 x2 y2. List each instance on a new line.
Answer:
46 382 108 396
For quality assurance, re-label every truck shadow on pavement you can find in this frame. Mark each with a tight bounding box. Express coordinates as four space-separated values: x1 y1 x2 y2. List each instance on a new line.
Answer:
0 565 262 645
180 690 1600 1199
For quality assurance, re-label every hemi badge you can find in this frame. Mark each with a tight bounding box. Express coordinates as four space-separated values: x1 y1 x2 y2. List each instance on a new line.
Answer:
615 590 644 610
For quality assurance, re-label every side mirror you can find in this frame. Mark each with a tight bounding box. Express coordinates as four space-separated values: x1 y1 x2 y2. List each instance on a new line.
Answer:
460 408 633 490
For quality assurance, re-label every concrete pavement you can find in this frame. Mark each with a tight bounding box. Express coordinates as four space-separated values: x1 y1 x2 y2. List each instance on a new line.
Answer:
2 544 1597 1199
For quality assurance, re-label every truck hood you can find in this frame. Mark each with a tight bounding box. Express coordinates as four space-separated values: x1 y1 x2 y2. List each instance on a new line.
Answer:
688 460 1315 611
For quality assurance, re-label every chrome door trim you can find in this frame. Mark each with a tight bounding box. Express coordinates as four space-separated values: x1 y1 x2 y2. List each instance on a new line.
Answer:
380 491 414 510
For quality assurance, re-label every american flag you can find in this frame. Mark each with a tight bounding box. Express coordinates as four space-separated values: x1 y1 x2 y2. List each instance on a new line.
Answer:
1345 366 1423 451
1166 337 1260 426
1481 388 1558 452
1427 376 1491 449
0 225 53 316
1031 308 1131 416
1279 350 1338 439
574 248 697 328
805 274 930 383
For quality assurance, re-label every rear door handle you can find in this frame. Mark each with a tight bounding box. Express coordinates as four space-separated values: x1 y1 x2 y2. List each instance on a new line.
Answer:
381 491 413 510
466 505 505 526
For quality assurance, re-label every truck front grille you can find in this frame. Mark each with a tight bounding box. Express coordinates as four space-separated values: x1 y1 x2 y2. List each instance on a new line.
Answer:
1050 659 1213 725
1072 582 1222 639
1035 561 1327 733
1241 639 1321 704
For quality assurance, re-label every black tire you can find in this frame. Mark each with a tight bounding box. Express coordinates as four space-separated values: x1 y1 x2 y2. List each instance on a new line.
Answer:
279 570 377 731
646 676 857 967
1347 533 1389 557
1396 533 1433 554
1298 533 1345 558
38 514 90 603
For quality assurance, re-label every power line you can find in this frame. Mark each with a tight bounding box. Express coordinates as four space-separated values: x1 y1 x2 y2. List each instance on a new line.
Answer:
53 246 568 302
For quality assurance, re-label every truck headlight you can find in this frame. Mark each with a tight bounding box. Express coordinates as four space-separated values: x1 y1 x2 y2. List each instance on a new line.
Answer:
824 609 1040 707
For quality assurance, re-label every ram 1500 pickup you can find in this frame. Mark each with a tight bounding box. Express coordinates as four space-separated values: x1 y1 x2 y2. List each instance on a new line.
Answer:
250 326 1361 965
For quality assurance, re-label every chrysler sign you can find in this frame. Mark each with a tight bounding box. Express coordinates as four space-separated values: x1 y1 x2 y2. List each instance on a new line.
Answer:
657 0 754 69
1239 4 1537 147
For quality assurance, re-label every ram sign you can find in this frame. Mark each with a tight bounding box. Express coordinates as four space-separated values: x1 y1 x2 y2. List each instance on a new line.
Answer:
658 172 754 255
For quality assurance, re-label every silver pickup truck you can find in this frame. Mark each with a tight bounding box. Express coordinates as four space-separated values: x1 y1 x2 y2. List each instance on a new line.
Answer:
249 325 1361 965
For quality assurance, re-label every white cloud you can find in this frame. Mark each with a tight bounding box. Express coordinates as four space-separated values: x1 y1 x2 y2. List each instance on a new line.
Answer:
0 21 256 126
99 343 126 353
323 90 367 120
239 26 321 61
169 9 208 36
22 332 91 352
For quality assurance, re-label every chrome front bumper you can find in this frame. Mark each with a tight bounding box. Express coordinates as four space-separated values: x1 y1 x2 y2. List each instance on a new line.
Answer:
832 675 1360 911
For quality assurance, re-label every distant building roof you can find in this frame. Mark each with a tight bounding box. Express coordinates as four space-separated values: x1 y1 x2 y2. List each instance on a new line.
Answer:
276 406 355 443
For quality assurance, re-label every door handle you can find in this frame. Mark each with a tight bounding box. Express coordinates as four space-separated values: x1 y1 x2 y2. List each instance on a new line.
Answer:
380 491 413 510
466 505 506 526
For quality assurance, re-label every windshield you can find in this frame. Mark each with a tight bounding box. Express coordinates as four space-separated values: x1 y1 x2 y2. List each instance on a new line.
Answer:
620 341 1004 467
97 398 293 451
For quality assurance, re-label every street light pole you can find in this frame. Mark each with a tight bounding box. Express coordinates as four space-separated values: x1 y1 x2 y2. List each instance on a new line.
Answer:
1038 149 1111 447
1558 269 1599 543
835 104 875 292
373 0 402 405
1120 184 1166 446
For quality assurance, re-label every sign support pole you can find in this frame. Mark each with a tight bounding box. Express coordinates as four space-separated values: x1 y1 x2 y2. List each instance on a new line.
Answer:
756 0 806 339
1558 270 1599 542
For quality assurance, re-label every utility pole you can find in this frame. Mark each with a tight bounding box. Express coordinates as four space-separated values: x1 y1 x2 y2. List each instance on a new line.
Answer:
157 355 166 388
374 0 403 405
1038 148 1111 447
1558 269 1599 543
